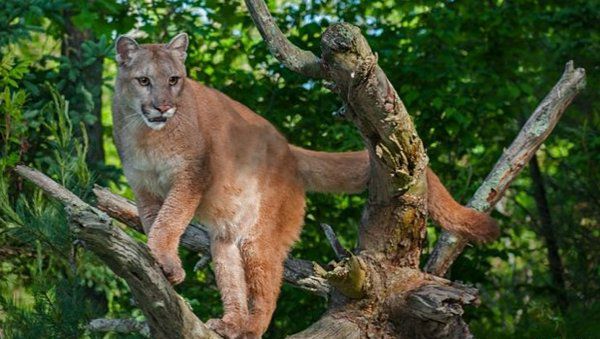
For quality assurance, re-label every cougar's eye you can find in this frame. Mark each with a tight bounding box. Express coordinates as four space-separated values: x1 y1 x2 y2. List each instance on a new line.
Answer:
169 76 180 86
137 77 150 86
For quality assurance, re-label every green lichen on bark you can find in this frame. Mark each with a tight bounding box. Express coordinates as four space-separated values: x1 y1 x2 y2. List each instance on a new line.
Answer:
321 255 366 299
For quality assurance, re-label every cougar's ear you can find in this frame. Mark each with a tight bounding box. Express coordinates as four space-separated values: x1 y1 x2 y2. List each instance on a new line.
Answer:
115 35 140 66
166 33 189 61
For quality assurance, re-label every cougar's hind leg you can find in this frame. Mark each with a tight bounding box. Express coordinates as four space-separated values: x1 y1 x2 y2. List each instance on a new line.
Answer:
207 237 249 338
239 236 287 338
240 191 305 338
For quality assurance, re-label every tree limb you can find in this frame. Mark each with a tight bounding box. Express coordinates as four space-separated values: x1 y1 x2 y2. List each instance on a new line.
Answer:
243 0 324 79
425 61 586 276
92 185 331 297
14 166 220 339
320 23 429 267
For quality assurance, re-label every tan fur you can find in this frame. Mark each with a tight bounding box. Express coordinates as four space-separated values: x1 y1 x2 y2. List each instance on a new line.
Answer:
113 34 498 338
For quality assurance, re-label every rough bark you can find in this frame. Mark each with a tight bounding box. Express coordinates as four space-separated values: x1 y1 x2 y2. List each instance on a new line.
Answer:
320 24 429 267
243 0 588 336
529 154 569 311
425 61 586 276
14 166 219 339
88 318 150 337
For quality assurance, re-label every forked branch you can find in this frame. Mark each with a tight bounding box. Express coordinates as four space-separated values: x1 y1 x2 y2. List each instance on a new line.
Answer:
425 61 586 276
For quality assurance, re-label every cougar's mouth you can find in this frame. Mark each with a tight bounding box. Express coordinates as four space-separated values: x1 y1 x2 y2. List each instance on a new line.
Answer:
140 106 170 130
148 116 167 123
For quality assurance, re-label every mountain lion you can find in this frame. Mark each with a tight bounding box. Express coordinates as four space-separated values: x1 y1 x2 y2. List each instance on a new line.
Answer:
112 33 498 338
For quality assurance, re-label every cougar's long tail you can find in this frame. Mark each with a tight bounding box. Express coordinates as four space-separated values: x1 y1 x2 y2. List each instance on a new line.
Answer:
290 146 499 242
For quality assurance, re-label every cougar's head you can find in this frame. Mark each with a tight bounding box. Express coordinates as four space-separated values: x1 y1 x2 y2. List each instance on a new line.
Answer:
115 33 189 130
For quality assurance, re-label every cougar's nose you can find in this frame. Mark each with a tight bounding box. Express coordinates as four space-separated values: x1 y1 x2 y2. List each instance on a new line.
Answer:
154 104 173 113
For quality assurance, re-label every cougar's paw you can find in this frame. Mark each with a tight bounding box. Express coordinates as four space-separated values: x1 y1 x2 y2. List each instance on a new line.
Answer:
153 253 186 285
206 318 244 339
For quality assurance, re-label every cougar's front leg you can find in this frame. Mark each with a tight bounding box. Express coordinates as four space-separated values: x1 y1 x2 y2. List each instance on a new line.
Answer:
146 180 201 285
135 188 163 235
206 237 249 339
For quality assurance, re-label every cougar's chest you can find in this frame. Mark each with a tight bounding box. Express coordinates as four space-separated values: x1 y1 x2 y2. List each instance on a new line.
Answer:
122 143 182 198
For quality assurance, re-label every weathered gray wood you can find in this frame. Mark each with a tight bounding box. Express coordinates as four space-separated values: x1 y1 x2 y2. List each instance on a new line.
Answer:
386 282 478 339
243 0 324 79
425 61 586 276
287 315 362 339
15 166 220 339
88 318 150 337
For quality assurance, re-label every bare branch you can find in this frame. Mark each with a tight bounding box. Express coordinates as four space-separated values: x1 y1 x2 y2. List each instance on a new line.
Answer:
283 258 330 297
15 166 220 339
320 223 350 260
88 318 150 337
15 165 86 207
92 185 143 232
93 185 330 296
425 61 586 276
194 255 212 271
243 0 324 79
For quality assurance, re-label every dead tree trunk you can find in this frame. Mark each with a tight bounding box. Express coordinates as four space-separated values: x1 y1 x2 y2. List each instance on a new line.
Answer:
243 0 585 336
15 2 586 337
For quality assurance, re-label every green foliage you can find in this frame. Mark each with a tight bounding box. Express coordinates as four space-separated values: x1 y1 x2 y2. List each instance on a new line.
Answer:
0 48 127 337
0 0 598 338
1 278 103 339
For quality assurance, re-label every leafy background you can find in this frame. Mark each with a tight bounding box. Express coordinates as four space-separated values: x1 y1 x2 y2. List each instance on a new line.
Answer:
0 0 598 338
